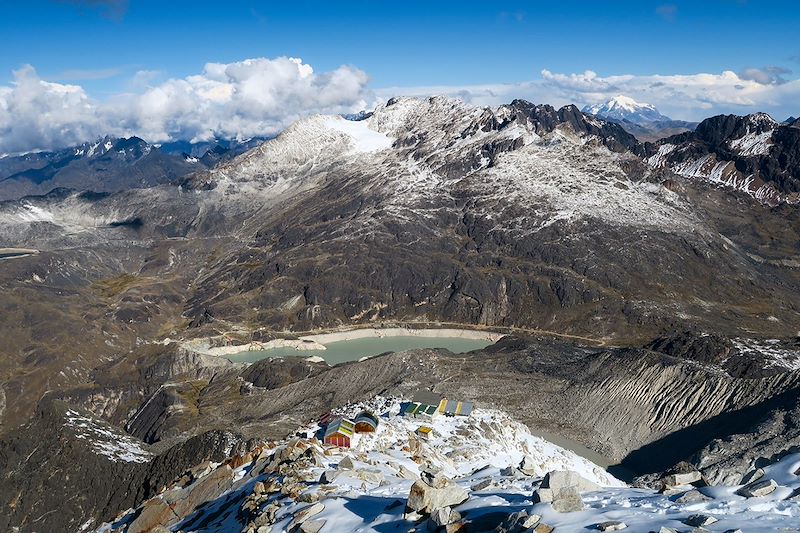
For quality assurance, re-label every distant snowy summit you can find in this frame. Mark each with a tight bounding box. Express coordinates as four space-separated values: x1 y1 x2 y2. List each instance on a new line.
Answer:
583 95 669 124
583 95 697 141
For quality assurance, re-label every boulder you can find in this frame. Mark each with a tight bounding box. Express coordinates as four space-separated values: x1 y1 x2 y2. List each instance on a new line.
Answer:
596 521 627 531
470 478 494 491
495 510 540 532
338 456 354 470
739 468 765 485
532 470 599 513
658 528 679 533
550 488 584 512
663 470 702 488
674 489 712 504
541 470 601 492
320 469 342 484
421 466 450 489
165 465 235 520
299 519 326 533
430 506 454 527
683 514 718 527
519 455 537 476
127 498 173 533
533 524 554 533
736 478 777 498
407 479 469 515
287 502 325 530
357 468 385 484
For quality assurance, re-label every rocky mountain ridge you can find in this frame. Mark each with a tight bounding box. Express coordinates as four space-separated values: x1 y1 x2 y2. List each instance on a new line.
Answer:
0 135 267 201
645 112 800 205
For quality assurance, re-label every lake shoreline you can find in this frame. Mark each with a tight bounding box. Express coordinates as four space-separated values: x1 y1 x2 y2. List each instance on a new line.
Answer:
185 326 505 357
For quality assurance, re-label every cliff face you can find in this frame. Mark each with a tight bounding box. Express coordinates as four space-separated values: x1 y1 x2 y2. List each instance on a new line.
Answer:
645 113 800 205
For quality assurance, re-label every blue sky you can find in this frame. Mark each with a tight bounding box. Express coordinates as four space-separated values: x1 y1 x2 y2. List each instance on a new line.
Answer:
4 0 798 95
1 0 799 153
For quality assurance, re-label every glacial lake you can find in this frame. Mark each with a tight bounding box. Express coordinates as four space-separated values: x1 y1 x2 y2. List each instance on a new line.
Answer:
226 335 495 365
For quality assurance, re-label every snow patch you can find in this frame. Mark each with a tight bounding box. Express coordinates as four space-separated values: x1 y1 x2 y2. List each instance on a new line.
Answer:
323 116 394 154
64 409 152 463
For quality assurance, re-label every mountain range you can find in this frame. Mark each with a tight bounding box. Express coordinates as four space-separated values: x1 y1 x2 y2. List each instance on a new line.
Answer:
0 136 268 201
583 95 699 141
0 96 798 532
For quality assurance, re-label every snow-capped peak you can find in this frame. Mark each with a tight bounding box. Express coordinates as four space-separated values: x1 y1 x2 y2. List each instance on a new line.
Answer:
583 95 668 124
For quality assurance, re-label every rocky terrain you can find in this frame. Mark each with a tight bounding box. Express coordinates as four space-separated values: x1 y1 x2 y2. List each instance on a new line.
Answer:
1 331 799 531
0 96 798 530
645 112 800 205
0 136 266 201
1 96 799 428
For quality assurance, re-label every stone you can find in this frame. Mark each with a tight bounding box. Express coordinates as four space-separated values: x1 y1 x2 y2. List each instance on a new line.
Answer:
167 465 235 520
519 455 537 476
658 528 679 533
357 468 385 484
541 470 601 492
739 467 765 485
253 481 266 495
444 522 466 533
723 530 744 533
430 506 453 527
533 472 593 513
596 521 627 531
533 524 554 533
256 527 271 533
470 478 493 491
406 479 469 514
397 464 417 480
299 519 326 533
736 478 777 497
663 470 702 488
683 514 718 527
320 469 342 484
522 514 541 528
674 489 712 504
287 502 325 530
127 498 173 533
495 510 538 532
549 487 584 512
338 456 354 470
421 467 450 489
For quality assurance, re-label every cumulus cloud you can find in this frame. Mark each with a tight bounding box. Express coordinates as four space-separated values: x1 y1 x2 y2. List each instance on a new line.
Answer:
3 57 800 155
383 68 800 122
0 65 108 154
0 57 371 155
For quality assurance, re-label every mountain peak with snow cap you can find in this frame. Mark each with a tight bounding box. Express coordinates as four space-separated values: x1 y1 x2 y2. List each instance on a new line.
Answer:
583 95 669 124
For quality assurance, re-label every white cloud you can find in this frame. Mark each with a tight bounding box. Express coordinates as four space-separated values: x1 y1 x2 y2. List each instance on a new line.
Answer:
0 57 371 155
380 69 800 122
2 58 800 155
0 65 108 154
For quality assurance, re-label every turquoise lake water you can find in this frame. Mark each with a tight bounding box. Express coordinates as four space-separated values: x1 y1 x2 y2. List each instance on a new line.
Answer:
225 335 495 364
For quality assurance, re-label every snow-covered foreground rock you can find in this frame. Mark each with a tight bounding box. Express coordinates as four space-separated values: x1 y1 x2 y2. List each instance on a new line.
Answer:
95 396 800 533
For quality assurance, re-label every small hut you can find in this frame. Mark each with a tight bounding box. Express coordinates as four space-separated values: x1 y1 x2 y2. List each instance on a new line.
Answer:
403 402 439 422
353 411 379 433
324 418 355 448
416 425 434 440
441 399 474 417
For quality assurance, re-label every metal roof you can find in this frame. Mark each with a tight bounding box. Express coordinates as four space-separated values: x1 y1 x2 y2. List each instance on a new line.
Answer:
324 418 354 438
